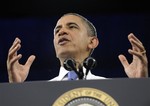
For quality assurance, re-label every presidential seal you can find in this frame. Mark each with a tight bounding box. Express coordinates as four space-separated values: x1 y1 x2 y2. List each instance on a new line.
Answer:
52 87 119 106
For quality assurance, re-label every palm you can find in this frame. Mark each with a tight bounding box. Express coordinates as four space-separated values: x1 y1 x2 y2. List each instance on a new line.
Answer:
125 58 143 77
7 55 35 83
11 62 29 82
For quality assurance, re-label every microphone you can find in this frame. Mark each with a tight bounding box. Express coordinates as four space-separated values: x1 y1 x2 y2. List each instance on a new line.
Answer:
63 58 76 71
83 57 97 76
63 58 84 79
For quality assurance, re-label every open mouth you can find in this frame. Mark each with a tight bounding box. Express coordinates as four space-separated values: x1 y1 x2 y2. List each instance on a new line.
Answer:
58 37 70 45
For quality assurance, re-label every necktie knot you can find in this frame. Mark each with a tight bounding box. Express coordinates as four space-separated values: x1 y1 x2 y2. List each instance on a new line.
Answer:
68 71 78 80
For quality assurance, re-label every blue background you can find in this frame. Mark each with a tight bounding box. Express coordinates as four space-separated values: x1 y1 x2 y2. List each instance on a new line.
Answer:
0 0 149 82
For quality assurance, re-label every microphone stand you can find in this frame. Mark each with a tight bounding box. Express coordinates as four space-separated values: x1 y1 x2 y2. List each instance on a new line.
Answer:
78 65 84 80
63 58 84 80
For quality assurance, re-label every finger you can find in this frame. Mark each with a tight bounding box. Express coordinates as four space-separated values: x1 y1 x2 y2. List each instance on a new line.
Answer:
128 49 146 60
128 33 142 45
118 54 129 69
129 39 145 52
8 44 21 60
128 33 145 53
9 37 21 52
8 54 22 69
25 55 36 69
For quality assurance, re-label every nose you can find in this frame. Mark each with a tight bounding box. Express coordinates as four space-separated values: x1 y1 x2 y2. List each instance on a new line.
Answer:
58 28 68 36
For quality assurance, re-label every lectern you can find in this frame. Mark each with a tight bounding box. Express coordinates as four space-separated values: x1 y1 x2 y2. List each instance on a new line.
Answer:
0 78 150 106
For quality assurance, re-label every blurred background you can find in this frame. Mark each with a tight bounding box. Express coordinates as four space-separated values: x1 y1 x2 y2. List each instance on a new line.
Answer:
0 0 149 82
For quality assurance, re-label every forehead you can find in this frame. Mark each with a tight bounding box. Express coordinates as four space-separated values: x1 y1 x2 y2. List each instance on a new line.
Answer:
56 15 84 26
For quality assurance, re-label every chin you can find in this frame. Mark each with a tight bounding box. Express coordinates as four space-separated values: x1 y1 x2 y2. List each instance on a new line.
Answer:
57 51 75 59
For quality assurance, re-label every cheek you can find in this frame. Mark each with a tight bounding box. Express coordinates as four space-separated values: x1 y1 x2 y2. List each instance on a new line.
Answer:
53 38 57 49
76 39 89 50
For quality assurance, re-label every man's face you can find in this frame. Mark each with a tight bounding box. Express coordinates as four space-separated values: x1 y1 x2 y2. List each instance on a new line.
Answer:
53 15 91 59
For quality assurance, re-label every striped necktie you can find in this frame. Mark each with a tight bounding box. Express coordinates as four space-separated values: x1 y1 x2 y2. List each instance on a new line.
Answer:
67 71 78 80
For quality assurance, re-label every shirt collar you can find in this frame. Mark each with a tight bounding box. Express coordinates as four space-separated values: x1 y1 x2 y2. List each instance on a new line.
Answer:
57 66 69 80
57 66 92 80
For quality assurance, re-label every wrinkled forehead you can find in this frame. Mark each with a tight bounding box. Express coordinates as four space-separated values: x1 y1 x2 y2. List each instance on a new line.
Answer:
55 15 84 27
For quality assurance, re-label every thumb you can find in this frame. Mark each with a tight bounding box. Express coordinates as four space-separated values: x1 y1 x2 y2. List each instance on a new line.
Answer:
25 55 36 69
118 54 129 69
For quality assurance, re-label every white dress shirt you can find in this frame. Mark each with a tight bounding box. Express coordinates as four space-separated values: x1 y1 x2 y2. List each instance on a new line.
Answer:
50 66 106 81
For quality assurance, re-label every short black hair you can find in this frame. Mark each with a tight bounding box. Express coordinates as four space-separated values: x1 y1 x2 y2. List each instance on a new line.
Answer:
62 13 97 37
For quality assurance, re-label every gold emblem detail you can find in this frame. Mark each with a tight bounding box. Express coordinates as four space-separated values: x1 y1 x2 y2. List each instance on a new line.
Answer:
52 87 119 106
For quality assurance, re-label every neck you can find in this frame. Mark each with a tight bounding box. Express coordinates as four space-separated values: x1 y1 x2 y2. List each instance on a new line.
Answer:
59 55 88 69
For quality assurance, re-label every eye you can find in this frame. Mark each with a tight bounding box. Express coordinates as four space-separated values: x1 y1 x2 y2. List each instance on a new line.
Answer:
69 25 77 29
55 29 60 34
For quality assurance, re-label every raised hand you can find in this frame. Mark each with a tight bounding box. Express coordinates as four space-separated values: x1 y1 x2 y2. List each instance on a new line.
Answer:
7 37 36 83
118 33 148 78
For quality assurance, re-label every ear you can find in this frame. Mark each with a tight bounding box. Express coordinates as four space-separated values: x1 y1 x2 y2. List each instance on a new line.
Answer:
88 36 99 49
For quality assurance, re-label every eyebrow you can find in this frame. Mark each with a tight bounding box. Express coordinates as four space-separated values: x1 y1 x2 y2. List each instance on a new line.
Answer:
54 22 79 31
67 22 79 28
